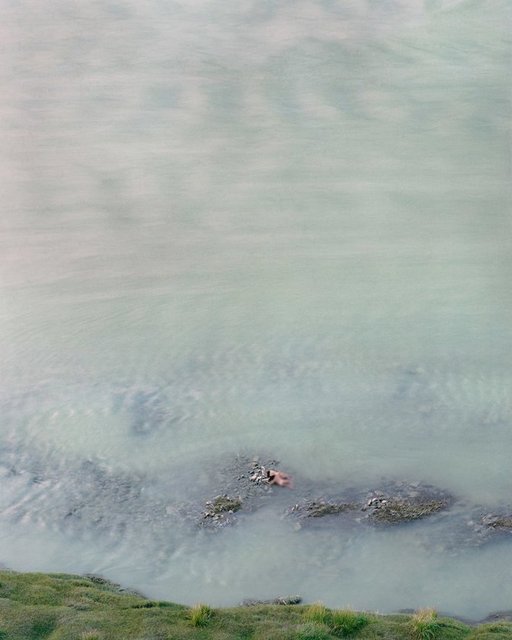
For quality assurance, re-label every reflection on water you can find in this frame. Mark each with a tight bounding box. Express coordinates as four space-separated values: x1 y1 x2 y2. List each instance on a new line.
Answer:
1 0 511 620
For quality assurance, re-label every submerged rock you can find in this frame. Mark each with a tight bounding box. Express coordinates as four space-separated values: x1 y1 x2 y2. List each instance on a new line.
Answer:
482 514 512 530
0 443 188 552
459 511 512 547
111 385 182 437
287 499 359 520
480 610 512 624
410 504 512 553
241 595 302 606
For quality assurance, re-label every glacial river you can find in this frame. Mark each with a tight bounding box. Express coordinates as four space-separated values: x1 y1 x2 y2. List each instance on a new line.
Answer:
1 0 511 620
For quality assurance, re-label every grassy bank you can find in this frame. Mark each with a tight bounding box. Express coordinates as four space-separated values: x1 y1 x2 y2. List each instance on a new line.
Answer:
0 571 511 639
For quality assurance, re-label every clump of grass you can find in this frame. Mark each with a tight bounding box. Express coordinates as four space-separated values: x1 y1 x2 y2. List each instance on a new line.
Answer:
467 622 512 638
189 602 214 627
329 609 369 637
304 603 368 637
304 602 330 625
410 608 441 640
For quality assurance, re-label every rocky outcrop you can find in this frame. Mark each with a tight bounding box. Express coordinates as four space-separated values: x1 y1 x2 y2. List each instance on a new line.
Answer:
284 481 453 529
198 456 285 529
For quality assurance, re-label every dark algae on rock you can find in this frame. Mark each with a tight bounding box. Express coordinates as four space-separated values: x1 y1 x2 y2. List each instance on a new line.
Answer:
482 514 512 530
206 495 243 515
285 480 454 531
365 481 453 525
193 455 512 557
287 499 360 519
201 495 243 527
296 500 359 518
368 496 450 525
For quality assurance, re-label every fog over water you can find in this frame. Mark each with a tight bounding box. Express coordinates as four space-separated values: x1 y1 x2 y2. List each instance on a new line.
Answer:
1 0 511 619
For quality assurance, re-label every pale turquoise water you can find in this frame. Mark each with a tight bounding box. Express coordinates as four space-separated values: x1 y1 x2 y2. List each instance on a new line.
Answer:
1 0 511 619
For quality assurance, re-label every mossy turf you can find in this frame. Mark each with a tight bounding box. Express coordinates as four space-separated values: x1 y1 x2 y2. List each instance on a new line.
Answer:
0 570 511 639
206 495 243 515
370 499 449 524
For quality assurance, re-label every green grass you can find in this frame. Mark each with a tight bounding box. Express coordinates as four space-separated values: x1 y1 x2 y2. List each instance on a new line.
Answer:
295 621 333 640
467 622 512 640
410 609 441 640
189 603 215 627
0 570 510 639
304 602 330 625
303 603 368 637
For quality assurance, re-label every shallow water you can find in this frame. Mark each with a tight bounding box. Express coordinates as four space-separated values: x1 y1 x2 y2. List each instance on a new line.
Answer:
1 0 511 620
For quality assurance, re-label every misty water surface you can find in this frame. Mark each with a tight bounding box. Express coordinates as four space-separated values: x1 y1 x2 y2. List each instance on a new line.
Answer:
1 0 511 619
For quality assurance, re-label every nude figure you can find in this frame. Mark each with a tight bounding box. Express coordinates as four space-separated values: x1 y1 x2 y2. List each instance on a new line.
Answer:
266 469 294 488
